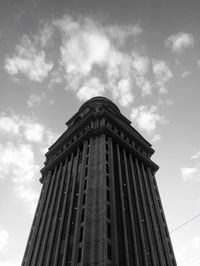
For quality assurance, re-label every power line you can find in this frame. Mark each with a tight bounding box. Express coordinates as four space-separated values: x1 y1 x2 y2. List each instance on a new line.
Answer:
170 213 200 234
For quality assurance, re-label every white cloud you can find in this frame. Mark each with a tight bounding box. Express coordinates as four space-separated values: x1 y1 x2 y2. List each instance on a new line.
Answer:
106 24 142 45
136 77 152 96
191 151 200 160
76 77 104 101
165 32 194 53
197 60 200 68
193 236 200 249
130 105 165 133
173 244 187 265
5 35 53 82
23 123 44 143
27 94 42 108
16 184 39 214
36 22 54 48
0 261 18 266
0 112 57 145
152 134 161 143
153 60 173 93
0 142 39 183
0 111 57 209
53 15 141 106
132 54 150 76
0 115 20 135
6 14 174 106
181 167 199 181
0 142 39 213
56 18 110 76
115 79 134 107
181 70 191 78
0 226 9 254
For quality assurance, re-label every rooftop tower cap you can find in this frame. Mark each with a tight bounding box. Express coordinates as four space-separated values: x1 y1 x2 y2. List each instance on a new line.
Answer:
78 96 121 113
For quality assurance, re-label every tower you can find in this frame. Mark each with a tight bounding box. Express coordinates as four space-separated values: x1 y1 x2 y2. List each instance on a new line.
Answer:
22 96 176 265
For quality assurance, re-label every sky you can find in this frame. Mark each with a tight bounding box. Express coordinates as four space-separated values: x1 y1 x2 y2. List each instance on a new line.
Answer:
0 0 200 265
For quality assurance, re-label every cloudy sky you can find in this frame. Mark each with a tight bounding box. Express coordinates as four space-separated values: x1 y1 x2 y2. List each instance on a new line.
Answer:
0 0 200 265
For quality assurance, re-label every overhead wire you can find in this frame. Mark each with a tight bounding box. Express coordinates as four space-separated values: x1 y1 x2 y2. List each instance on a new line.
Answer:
169 213 200 234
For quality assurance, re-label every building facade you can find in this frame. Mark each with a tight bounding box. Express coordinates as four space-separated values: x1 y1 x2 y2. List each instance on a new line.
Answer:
22 96 176 266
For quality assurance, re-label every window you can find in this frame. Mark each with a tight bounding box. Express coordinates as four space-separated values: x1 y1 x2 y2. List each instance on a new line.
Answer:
107 222 111 239
84 180 87 190
83 193 86 205
79 227 83 242
106 175 110 187
106 189 110 202
85 167 88 177
107 243 112 260
78 248 82 263
81 209 85 222
106 164 109 174
107 205 111 219
106 153 109 162
106 143 109 151
161 212 165 223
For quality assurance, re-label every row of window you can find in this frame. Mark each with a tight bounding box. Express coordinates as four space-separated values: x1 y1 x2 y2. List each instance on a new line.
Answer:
46 125 92 165
77 140 90 264
105 137 112 261
104 120 151 159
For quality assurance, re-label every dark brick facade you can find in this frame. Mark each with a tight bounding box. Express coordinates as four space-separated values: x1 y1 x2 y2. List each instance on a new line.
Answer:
22 96 176 265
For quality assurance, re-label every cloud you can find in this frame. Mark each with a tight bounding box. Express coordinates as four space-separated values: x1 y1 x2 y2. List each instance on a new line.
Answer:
55 16 110 77
181 70 191 78
6 14 174 106
181 167 199 181
27 94 42 108
153 60 173 93
165 32 194 53
130 105 165 134
152 134 161 143
191 151 200 160
5 34 53 82
52 15 143 106
0 111 58 209
197 60 200 68
23 123 44 143
173 244 187 265
35 22 54 48
105 24 142 45
0 142 39 183
15 184 39 213
0 261 18 266
193 236 200 249
0 226 9 254
111 79 134 107
76 77 104 101
0 112 57 145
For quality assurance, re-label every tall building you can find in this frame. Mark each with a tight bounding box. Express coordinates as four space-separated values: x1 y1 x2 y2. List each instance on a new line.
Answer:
22 96 176 266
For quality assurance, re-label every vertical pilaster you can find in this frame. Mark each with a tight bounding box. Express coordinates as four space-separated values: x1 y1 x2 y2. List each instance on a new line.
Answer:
45 157 68 265
62 148 80 266
37 161 62 265
53 152 75 265
135 158 157 265
116 144 130 266
30 167 57 265
123 150 140 266
109 138 119 266
129 154 148 266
